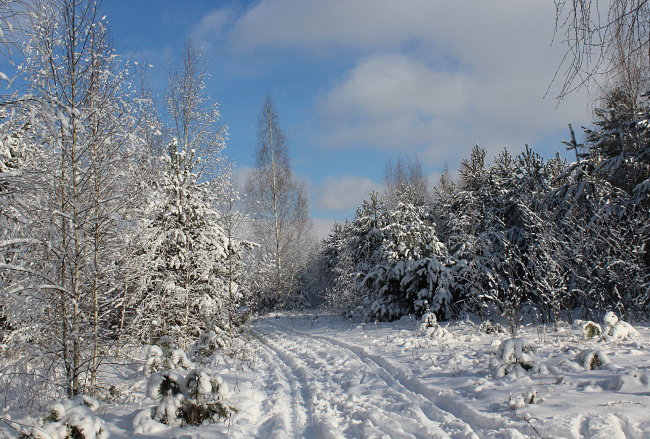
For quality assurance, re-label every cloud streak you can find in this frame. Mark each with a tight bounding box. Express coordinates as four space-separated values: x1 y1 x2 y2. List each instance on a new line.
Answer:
314 174 378 212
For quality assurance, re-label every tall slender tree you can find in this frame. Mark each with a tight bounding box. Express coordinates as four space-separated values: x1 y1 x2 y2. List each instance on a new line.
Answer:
245 95 313 309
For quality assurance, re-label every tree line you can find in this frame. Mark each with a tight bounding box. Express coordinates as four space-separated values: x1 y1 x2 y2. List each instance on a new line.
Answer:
313 100 649 329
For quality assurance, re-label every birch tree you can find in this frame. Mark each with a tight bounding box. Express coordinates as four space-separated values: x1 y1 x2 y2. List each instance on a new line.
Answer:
554 0 650 99
0 0 147 401
245 95 313 309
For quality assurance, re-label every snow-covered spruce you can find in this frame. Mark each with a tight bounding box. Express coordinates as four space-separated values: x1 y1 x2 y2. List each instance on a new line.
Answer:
142 337 193 376
18 395 109 439
143 345 164 375
574 319 603 339
418 313 450 339
492 337 544 378
191 330 227 365
575 349 612 370
602 312 642 342
134 368 236 433
419 311 437 330
135 139 246 345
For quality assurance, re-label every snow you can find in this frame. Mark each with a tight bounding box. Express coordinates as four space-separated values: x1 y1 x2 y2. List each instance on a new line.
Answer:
19 395 111 439
4 311 650 438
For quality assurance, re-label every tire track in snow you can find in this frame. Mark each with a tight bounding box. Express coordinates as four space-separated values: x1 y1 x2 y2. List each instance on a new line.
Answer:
255 322 480 439
253 332 311 439
254 328 348 438
265 320 537 439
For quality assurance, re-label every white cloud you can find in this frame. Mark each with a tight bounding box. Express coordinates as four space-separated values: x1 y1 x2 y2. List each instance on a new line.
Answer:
227 0 437 53
311 4 592 162
193 8 236 45
312 217 336 240
190 0 597 225
201 0 592 163
323 54 468 120
318 54 470 152
314 174 378 211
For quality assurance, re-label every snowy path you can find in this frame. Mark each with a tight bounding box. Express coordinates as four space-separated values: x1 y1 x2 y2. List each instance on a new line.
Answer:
252 318 534 439
4 313 650 438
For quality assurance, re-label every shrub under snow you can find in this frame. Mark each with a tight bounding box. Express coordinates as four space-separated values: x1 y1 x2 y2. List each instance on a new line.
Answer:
576 349 612 370
574 313 642 342
134 368 236 433
493 337 539 378
419 311 437 330
508 390 543 410
604 321 641 342
18 395 109 439
142 340 192 375
574 320 603 339
191 330 227 365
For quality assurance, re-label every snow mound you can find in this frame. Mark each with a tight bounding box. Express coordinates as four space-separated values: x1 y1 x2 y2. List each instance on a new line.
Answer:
21 395 109 439
133 408 167 434
603 321 642 342
605 370 650 392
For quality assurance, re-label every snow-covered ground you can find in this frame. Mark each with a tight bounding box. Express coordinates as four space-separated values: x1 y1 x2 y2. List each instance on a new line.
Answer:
4 311 650 438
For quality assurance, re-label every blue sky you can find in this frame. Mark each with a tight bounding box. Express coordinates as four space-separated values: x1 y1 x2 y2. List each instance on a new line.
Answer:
102 0 594 237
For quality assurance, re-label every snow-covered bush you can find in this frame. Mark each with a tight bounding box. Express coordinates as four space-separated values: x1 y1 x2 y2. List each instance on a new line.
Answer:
143 345 164 375
600 313 642 342
575 349 611 370
191 331 226 365
573 314 641 343
147 371 186 400
142 340 192 375
493 337 538 377
508 390 543 410
574 320 602 339
419 311 437 331
18 395 109 439
136 368 236 432
429 326 449 340
167 348 192 370
605 323 641 342
603 311 618 331
479 320 505 335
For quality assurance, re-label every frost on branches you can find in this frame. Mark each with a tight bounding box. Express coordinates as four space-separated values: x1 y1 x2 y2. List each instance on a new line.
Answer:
136 141 236 344
323 188 458 322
